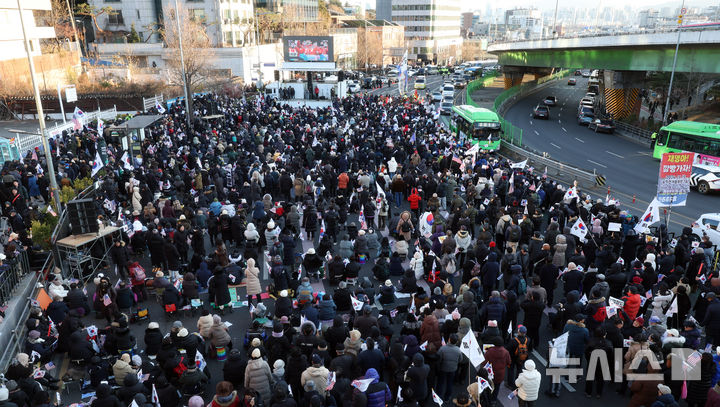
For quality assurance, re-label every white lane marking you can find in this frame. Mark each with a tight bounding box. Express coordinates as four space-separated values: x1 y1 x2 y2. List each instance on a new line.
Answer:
606 151 624 159
532 350 547 366
562 127 568 132
574 136 584 142
530 120 534 125
558 120 562 124
588 159 607 168
534 130 540 135
550 142 561 149
636 151 652 156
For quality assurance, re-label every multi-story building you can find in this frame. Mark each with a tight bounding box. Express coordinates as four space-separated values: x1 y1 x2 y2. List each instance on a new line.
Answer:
0 0 57 61
87 0 256 47
504 8 542 40
391 0 462 64
376 0 392 21
0 0 81 88
639 9 660 28
343 20 405 67
461 12 473 37
254 0 318 22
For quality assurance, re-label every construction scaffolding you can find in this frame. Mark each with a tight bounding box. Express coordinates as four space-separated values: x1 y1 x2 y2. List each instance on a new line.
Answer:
55 225 121 283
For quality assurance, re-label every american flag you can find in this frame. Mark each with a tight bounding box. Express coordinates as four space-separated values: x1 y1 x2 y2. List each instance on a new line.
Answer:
687 351 702 367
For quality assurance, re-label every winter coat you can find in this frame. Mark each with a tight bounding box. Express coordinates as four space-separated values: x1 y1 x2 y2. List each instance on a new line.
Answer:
437 343 463 372
553 235 567 267
197 314 214 338
563 319 589 357
245 258 262 296
362 368 391 407
301 365 330 396
484 345 511 386
244 358 274 402
629 377 664 407
210 322 232 347
144 327 163 356
209 270 231 306
515 360 541 401
420 314 442 349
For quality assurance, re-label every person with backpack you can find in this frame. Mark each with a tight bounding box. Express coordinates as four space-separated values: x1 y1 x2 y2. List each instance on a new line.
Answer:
507 325 531 388
505 219 522 254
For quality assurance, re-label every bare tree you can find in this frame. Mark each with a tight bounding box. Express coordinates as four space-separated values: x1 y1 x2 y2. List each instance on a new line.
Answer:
357 27 384 71
75 3 114 42
162 3 214 125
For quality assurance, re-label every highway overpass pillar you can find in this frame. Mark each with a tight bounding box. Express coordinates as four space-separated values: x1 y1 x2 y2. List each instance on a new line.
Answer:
503 71 524 89
601 70 645 120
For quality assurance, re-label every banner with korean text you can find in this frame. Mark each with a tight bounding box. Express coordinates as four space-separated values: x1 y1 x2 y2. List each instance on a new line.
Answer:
657 152 693 207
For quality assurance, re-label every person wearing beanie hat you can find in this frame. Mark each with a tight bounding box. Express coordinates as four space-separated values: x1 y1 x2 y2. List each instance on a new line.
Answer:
6 380 26 407
301 353 330 397
515 360 541 404
112 353 136 386
245 347 273 401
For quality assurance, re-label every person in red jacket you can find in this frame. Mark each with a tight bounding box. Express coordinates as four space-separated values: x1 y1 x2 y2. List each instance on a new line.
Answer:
482 336 511 403
622 286 642 320
338 172 349 197
407 188 422 218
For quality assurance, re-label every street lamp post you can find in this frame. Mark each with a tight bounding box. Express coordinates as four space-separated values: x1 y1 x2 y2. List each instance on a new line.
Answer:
663 0 685 125
552 0 559 38
17 0 62 212
174 0 192 128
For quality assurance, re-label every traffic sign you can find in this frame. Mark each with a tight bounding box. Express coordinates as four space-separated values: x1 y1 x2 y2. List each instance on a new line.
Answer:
595 174 606 186
680 7 687 14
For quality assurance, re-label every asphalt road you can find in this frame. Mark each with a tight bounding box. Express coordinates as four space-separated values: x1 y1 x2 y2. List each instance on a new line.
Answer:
503 76 716 232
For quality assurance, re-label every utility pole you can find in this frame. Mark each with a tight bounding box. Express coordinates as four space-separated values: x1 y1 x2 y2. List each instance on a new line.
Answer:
17 0 62 212
65 0 80 52
664 0 685 125
173 0 192 128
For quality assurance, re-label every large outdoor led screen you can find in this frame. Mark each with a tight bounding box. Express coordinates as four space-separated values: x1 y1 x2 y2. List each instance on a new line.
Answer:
283 36 333 62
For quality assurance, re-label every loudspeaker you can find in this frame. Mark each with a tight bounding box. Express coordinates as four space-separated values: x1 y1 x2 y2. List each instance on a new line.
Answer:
274 70 280 81
67 198 99 235
338 70 345 81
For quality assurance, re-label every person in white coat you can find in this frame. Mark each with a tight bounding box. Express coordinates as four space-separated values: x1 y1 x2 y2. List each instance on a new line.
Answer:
515 360 541 407
410 251 424 281
388 157 398 177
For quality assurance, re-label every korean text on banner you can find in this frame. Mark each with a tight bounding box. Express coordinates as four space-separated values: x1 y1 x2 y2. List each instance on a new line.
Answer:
657 152 693 207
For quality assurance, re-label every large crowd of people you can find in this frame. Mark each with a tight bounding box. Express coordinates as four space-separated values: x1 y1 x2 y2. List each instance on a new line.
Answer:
2 89 720 407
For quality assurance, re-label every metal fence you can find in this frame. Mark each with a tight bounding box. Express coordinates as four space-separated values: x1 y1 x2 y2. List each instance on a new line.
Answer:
0 250 31 307
0 253 45 373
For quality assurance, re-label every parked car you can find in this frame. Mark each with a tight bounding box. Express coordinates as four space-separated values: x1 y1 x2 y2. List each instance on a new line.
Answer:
533 105 550 119
431 90 443 102
453 79 466 88
690 164 720 195
581 70 591 77
414 75 426 90
577 112 595 125
543 96 557 106
691 213 720 246
588 118 615 133
574 69 582 76
568 78 577 86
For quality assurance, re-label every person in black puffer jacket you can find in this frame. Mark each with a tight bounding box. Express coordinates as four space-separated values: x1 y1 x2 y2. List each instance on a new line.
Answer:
223 349 247 389
114 319 136 353
275 290 293 318
91 384 122 407
266 322 291 365
153 376 180 407
116 372 147 405
68 328 95 361
144 322 163 357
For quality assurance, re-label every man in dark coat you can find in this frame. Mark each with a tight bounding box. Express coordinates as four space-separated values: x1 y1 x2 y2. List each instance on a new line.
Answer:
208 267 231 308
701 292 720 346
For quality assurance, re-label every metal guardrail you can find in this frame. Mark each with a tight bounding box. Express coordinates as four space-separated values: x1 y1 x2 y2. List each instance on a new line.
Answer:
500 141 599 188
0 250 31 308
143 94 164 112
0 254 43 373
612 120 653 143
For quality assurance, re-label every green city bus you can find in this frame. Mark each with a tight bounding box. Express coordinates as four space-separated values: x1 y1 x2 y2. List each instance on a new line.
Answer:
449 105 502 151
653 120 720 161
